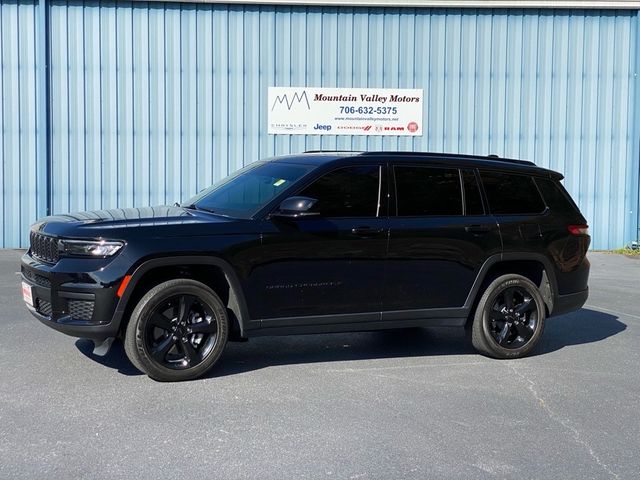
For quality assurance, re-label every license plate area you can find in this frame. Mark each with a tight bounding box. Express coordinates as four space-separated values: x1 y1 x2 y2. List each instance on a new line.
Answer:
22 281 34 307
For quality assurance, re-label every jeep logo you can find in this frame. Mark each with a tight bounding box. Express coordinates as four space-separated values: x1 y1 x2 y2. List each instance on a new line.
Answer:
313 124 332 131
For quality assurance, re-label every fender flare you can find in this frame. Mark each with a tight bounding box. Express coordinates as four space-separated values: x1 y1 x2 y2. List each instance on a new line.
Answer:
463 252 558 314
110 255 254 336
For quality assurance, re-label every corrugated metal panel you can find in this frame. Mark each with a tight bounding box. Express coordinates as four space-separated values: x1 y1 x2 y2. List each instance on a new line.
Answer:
0 0 39 248
1 3 639 249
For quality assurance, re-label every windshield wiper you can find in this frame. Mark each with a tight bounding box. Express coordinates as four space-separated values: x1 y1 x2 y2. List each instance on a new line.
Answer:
180 203 216 214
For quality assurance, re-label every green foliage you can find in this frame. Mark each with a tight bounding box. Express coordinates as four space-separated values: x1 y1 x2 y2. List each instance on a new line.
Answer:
610 247 640 257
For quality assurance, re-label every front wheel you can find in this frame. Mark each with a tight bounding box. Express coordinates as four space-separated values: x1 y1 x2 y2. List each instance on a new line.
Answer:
124 279 228 381
471 274 546 359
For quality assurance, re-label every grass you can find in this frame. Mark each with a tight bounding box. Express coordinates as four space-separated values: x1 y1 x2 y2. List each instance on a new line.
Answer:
610 247 640 257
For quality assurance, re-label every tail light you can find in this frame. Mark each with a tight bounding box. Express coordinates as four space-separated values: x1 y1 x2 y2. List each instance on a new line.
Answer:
568 224 589 236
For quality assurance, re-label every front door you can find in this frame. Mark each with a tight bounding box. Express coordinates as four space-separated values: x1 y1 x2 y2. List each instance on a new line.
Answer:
249 163 388 323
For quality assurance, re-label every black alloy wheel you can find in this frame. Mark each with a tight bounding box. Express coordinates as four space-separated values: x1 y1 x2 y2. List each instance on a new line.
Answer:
471 274 546 359
486 286 538 349
144 294 219 370
125 279 229 381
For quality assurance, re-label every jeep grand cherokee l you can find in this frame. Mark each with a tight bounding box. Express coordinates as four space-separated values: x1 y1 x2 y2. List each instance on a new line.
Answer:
21 152 590 381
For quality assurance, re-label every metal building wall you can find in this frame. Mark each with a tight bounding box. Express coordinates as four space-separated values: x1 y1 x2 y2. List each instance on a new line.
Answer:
0 0 40 248
1 3 639 249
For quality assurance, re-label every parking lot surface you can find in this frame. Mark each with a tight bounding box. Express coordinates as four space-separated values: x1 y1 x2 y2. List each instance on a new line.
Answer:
0 250 638 479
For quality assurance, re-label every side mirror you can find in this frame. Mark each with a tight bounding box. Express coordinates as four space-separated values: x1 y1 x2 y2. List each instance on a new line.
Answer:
271 196 320 218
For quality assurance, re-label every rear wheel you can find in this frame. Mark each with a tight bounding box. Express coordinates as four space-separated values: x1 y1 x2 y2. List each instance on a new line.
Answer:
471 274 545 359
124 279 228 381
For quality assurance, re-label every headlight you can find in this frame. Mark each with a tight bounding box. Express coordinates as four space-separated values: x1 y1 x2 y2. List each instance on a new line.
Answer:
60 239 124 257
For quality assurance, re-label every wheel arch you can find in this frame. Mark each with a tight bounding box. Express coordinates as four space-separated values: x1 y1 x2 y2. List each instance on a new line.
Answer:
111 256 253 339
464 253 558 324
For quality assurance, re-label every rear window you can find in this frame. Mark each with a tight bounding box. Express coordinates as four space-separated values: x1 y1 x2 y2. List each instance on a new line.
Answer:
394 166 462 216
480 171 546 215
535 177 580 217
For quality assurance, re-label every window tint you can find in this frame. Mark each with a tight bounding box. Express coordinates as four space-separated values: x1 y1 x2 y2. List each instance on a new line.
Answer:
535 177 579 217
462 170 484 215
299 165 380 217
189 162 314 219
394 166 462 216
480 171 546 215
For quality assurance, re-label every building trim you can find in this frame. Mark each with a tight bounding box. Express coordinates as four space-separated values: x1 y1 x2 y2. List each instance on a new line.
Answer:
144 0 640 9
36 0 52 218
633 13 640 245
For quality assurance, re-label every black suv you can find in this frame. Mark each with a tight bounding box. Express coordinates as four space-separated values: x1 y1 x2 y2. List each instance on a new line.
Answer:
21 152 590 381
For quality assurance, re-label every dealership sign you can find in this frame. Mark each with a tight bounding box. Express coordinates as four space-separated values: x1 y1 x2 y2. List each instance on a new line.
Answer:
268 87 423 136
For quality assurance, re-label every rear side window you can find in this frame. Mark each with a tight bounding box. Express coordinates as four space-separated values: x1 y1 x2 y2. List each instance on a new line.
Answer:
394 166 462 216
535 177 580 217
299 165 381 217
462 170 484 215
480 171 546 215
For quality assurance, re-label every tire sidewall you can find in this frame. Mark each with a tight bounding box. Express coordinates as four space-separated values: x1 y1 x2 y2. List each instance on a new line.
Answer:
125 279 229 381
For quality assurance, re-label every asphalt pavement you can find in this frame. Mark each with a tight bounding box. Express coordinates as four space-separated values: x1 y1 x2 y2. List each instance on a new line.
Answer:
0 250 638 479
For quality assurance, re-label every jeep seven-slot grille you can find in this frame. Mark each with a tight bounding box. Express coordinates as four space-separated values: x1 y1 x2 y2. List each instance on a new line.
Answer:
30 231 60 264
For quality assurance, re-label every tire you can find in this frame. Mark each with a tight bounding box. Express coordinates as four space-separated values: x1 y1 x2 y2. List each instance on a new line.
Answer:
471 274 546 359
124 279 229 381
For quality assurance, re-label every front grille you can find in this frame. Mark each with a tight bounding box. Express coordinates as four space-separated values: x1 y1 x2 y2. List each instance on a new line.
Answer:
21 267 52 288
30 231 60 264
37 299 52 317
69 300 94 321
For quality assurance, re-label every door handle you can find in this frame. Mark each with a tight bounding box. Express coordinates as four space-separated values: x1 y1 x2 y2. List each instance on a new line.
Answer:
465 225 491 234
351 226 384 237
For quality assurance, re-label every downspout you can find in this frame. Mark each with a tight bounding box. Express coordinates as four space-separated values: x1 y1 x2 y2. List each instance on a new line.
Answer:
635 11 640 248
36 0 52 218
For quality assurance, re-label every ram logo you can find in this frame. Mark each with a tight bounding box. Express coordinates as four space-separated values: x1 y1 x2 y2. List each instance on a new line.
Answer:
271 90 311 111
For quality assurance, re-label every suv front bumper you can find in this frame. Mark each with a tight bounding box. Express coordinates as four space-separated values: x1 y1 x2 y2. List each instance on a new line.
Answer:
21 252 124 342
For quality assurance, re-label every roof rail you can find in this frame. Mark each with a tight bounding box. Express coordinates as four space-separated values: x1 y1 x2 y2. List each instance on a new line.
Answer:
303 150 363 154
301 150 536 166
358 151 536 165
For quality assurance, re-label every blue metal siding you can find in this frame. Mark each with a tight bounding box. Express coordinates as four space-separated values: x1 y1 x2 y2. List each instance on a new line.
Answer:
0 3 639 249
0 0 39 248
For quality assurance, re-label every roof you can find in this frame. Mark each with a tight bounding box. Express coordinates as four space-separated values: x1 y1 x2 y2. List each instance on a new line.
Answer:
268 151 562 178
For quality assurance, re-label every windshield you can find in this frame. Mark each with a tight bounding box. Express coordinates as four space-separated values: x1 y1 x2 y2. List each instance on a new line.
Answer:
184 161 315 219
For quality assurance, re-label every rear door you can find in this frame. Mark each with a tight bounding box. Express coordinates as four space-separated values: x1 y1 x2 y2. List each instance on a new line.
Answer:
478 170 548 255
383 162 501 317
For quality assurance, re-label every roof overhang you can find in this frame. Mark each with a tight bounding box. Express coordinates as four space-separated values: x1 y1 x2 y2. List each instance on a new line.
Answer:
161 0 640 9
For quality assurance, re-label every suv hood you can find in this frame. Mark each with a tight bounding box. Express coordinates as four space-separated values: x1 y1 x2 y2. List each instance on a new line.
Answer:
33 206 245 238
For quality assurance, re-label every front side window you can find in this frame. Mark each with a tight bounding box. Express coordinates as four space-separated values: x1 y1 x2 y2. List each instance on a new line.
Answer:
480 171 546 215
394 166 462 216
298 165 381 217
